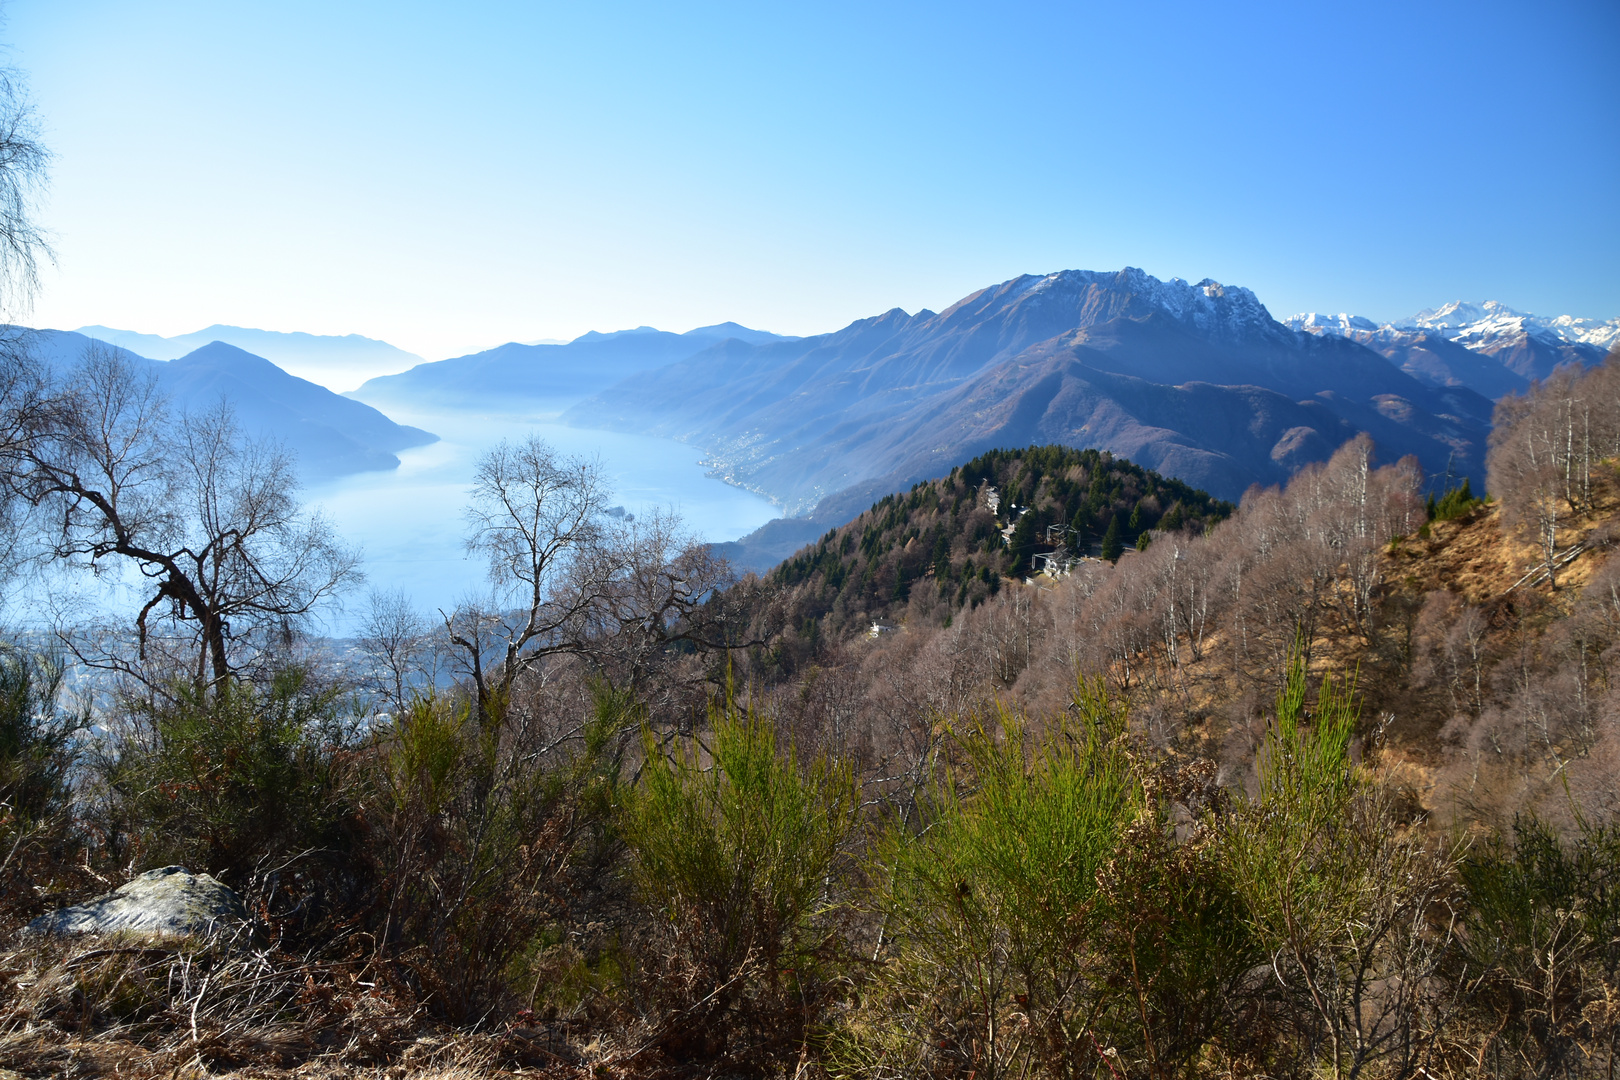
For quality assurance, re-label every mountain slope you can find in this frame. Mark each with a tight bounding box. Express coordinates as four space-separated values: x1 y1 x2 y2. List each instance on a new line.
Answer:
25 331 436 480
753 319 1485 509
163 342 438 477
352 322 796 407
567 268 1491 511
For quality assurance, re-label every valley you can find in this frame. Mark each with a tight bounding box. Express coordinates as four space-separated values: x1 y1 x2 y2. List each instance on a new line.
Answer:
48 270 1616 592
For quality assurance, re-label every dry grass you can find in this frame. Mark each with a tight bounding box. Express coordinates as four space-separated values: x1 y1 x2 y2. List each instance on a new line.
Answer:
0 930 625 1079
1388 483 1617 602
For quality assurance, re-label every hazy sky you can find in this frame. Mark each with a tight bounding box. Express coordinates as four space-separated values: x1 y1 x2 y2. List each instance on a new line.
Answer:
7 0 1618 360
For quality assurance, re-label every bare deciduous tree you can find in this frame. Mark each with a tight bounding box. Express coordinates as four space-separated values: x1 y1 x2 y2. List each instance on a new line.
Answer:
0 67 50 320
580 508 736 702
358 587 435 710
447 437 611 722
449 437 737 725
0 66 52 584
9 346 360 692
1490 353 1620 589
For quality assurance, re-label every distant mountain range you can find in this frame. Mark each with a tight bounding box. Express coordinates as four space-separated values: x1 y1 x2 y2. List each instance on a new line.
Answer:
1401 301 1620 351
1285 301 1615 400
551 269 1502 514
62 280 1613 562
25 331 436 481
73 324 427 393
351 322 797 406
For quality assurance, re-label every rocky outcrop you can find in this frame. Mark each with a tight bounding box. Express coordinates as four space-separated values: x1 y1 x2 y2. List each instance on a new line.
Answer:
23 866 251 940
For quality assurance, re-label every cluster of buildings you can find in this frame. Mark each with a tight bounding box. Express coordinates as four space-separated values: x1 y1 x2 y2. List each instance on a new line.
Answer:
984 483 1085 580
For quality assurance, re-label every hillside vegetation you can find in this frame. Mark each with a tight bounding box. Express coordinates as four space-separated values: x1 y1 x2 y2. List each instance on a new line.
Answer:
0 352 1617 1079
729 354 1620 832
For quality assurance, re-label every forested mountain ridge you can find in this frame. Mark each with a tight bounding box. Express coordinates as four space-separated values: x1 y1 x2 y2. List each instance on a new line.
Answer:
744 445 1232 647
713 355 1620 814
566 267 1492 514
706 358 1620 842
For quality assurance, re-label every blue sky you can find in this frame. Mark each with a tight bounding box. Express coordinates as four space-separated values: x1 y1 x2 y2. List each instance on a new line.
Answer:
7 0 1617 359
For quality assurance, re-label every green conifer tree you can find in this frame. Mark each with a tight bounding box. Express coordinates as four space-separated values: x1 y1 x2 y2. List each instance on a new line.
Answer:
1101 515 1123 563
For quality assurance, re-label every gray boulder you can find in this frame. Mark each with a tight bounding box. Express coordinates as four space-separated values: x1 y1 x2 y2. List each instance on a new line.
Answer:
24 865 251 939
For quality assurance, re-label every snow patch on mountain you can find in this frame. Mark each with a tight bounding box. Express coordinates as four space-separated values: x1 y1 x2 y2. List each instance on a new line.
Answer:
1288 313 1380 335
1541 315 1620 350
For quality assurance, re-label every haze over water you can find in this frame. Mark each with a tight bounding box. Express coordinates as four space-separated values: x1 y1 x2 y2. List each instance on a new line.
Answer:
304 399 780 633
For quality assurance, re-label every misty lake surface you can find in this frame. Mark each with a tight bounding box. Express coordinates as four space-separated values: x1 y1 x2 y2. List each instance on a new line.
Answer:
305 400 780 634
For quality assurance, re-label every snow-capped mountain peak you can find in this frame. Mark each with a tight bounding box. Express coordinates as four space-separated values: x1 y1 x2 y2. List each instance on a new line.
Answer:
1400 302 1620 353
1285 312 1380 335
1396 300 1524 335
1286 301 1619 355
1532 313 1620 352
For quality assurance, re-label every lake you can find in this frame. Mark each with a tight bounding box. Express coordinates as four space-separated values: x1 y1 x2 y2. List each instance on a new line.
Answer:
304 401 780 633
